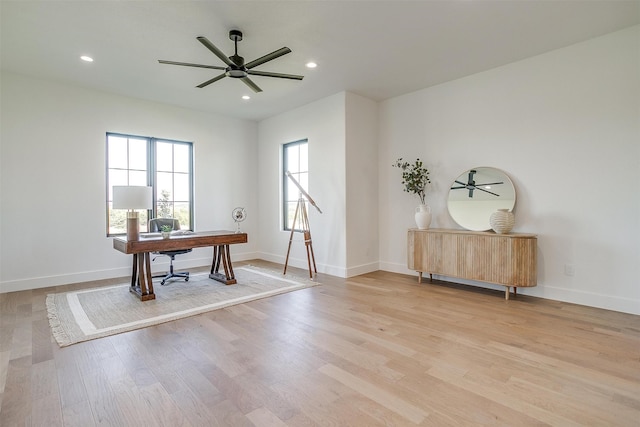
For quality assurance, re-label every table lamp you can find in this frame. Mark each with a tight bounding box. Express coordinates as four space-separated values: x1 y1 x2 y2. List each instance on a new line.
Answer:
112 186 152 241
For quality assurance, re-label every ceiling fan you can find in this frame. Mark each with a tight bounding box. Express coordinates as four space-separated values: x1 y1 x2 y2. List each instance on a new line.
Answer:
450 169 503 198
158 29 304 93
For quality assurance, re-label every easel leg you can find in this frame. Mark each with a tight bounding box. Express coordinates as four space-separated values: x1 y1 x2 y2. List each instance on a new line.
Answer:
283 200 301 275
301 201 316 278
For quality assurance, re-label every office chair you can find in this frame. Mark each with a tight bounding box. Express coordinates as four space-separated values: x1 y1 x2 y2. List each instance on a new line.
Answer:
148 218 191 286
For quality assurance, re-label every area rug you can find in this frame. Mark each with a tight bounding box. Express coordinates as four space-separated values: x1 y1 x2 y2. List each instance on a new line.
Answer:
46 266 318 347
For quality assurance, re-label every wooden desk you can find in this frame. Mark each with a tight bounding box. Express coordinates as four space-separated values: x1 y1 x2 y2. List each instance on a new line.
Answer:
113 231 248 301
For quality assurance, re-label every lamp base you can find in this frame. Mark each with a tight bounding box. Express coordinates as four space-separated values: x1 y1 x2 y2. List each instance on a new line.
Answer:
126 212 140 241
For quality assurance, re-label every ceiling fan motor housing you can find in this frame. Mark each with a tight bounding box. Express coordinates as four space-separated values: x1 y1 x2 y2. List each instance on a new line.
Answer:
229 29 243 42
227 30 247 77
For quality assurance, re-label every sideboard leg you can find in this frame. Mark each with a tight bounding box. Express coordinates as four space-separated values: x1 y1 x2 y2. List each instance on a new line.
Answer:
514 287 517 297
505 286 510 300
418 272 422 283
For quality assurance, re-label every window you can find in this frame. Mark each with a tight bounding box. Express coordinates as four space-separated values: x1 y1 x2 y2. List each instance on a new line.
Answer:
106 133 193 236
282 139 308 230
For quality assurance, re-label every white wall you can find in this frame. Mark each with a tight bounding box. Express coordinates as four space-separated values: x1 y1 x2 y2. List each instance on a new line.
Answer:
345 92 379 276
257 93 348 276
0 72 259 292
379 26 640 314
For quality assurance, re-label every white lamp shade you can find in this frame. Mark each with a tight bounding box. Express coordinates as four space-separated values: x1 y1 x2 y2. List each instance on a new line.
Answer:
112 186 152 210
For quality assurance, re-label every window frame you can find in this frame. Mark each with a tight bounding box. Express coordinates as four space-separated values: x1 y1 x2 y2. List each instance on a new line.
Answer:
282 139 308 231
106 132 194 236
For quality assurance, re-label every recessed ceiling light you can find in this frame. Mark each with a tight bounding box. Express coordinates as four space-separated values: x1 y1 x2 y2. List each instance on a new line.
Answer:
80 55 94 62
242 95 250 100
306 62 317 69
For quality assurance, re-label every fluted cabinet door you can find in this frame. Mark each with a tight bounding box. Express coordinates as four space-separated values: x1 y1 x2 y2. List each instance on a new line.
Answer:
407 229 537 298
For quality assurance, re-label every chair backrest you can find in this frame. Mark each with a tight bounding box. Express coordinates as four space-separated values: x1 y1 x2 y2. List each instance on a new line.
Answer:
149 218 180 232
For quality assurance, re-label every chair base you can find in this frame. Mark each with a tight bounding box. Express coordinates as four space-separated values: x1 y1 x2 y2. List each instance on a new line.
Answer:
154 271 189 286
152 255 189 286
151 250 190 286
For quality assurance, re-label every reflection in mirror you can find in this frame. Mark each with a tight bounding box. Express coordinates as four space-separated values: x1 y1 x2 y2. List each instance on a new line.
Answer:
447 167 516 231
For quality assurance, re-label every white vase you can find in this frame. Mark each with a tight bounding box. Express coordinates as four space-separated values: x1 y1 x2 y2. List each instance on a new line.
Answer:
415 204 432 229
490 209 515 234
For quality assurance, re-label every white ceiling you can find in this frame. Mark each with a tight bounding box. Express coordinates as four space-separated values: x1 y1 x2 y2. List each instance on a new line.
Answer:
2 1 638 121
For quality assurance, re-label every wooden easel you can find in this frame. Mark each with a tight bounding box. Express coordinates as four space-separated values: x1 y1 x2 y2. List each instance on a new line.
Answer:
283 197 317 278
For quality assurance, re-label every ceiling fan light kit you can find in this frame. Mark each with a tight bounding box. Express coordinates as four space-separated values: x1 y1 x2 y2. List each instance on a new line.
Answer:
159 30 304 93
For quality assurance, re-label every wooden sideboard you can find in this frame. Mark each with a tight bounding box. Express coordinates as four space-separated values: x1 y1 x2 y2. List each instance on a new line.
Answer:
407 228 537 299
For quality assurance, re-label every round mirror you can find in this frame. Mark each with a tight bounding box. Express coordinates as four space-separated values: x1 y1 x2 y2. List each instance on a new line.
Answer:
447 167 516 231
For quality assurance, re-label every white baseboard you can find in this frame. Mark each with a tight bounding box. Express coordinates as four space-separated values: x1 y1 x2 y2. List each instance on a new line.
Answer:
523 285 640 316
3 254 637 315
0 251 260 294
378 261 639 315
257 251 349 278
345 262 379 278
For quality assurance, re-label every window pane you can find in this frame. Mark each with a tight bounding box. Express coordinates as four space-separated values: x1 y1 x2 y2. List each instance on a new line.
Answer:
174 144 190 173
286 201 297 229
109 170 128 193
139 211 150 233
156 142 173 172
128 138 147 171
109 202 127 235
298 172 308 191
174 173 190 201
287 145 300 172
299 143 308 171
129 171 147 186
156 199 173 218
108 136 128 169
156 172 173 200
174 202 190 229
286 178 298 201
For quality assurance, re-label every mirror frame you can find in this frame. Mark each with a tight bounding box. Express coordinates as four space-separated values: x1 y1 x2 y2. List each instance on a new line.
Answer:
447 167 516 231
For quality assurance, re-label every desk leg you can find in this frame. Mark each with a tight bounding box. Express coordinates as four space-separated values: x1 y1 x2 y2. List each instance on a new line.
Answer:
129 252 156 301
130 253 138 289
209 244 237 285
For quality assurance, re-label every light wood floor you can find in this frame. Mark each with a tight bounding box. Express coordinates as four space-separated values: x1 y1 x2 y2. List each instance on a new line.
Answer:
1 260 639 426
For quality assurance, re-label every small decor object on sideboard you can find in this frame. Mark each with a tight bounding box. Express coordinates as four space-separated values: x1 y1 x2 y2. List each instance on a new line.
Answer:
393 158 432 229
415 205 432 230
490 208 515 234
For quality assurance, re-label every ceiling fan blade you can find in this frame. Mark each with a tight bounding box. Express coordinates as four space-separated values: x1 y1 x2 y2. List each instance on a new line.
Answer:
475 187 501 197
241 77 262 93
247 70 304 80
475 181 504 187
196 73 226 88
158 60 226 70
245 47 291 69
197 36 233 66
